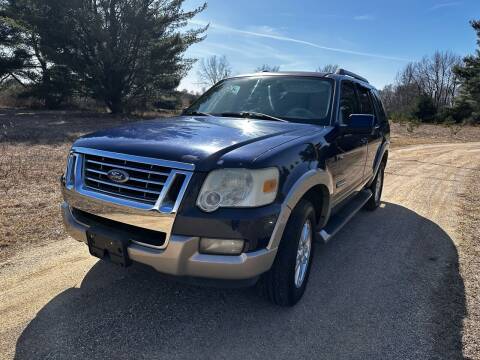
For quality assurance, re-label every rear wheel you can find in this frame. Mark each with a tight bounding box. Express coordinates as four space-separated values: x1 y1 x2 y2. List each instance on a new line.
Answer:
365 162 385 210
258 200 316 306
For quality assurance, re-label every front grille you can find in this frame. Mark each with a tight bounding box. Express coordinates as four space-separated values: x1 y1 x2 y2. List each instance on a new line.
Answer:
83 153 172 205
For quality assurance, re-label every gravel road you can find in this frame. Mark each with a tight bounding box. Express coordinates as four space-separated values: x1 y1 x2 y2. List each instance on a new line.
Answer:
1 142 479 360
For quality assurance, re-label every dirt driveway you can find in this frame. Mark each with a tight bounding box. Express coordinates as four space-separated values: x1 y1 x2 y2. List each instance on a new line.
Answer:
1 142 479 359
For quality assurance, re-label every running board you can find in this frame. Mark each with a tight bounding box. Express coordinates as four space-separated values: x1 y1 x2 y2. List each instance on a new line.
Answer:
318 189 373 243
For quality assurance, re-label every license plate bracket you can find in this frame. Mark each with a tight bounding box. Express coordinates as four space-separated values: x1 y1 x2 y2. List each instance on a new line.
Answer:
87 226 132 267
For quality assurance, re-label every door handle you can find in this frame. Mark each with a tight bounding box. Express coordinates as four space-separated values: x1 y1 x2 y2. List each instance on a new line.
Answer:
335 154 345 161
361 137 368 144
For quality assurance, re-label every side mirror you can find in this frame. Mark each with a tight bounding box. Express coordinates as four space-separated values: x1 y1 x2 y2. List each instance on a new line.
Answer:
341 114 374 134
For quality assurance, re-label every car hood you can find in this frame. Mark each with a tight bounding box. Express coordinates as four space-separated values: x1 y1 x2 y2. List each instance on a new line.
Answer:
73 116 327 171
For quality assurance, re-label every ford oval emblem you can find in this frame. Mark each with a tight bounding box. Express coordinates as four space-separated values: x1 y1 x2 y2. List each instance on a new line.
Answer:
107 169 130 183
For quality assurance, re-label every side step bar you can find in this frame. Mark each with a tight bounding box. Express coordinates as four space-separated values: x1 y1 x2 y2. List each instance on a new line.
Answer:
318 189 373 243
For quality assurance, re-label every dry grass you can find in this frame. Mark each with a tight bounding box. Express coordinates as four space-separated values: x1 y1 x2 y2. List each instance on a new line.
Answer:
390 121 480 148
0 109 157 259
1 110 480 260
0 143 69 251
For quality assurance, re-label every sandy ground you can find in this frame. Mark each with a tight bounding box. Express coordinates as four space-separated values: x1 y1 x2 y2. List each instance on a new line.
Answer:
0 142 479 359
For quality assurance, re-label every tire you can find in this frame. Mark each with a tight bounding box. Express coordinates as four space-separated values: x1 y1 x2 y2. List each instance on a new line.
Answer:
258 200 316 306
365 162 385 211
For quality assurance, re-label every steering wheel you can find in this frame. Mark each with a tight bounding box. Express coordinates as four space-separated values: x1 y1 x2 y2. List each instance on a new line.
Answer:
285 108 316 118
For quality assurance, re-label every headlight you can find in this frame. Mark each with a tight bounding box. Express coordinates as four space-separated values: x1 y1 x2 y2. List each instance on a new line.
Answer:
197 168 279 212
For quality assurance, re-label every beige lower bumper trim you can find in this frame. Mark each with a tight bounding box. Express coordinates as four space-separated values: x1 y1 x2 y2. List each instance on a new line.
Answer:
61 203 277 280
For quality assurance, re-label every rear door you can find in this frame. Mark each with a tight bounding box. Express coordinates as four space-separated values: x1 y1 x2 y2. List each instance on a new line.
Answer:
328 80 369 202
356 84 381 180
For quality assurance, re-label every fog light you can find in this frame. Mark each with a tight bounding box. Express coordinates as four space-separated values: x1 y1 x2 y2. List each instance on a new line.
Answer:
199 238 245 255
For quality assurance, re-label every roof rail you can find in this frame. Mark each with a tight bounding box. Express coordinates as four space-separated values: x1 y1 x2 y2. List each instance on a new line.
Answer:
335 68 369 84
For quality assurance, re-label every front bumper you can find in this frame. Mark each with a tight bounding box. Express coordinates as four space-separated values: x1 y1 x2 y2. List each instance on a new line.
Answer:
62 202 277 280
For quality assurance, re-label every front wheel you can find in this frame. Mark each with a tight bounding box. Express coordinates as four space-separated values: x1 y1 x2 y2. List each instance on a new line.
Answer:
365 162 385 211
258 200 316 306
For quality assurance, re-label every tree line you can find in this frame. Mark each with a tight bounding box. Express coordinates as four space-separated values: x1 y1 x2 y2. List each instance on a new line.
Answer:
196 55 339 88
1 3 479 122
0 0 207 113
380 20 480 124
195 56 283 88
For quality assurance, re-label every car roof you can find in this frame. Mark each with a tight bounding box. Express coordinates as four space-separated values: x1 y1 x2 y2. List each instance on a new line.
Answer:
225 71 375 89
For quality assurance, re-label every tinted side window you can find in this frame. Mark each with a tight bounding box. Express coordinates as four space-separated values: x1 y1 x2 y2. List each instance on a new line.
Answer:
339 81 359 123
372 91 388 124
357 86 374 115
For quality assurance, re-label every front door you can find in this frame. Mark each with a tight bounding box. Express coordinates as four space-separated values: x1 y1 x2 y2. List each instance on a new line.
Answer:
328 80 368 203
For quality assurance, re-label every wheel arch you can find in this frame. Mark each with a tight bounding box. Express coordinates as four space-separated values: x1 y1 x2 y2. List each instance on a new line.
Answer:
267 169 333 250
302 185 331 229
367 141 389 187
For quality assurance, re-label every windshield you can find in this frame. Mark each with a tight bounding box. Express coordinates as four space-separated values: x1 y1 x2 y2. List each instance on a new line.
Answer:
187 76 333 125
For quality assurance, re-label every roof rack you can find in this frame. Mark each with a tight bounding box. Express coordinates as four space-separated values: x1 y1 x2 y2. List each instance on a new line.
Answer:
335 68 369 84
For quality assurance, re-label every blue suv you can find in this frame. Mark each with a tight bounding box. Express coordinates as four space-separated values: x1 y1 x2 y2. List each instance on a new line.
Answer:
61 69 390 306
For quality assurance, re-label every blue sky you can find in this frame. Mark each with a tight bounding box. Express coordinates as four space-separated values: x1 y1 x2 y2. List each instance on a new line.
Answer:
179 0 480 92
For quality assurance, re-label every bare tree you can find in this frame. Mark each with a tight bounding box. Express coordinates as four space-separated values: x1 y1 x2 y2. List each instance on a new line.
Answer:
380 81 420 115
397 51 461 109
255 64 280 72
380 51 462 115
197 55 232 87
317 64 339 73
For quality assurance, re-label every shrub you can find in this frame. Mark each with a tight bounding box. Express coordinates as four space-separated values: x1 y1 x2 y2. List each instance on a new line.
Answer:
437 100 474 123
412 95 437 122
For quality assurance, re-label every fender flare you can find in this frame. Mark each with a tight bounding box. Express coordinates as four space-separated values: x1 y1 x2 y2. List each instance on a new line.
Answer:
367 141 389 187
267 169 334 250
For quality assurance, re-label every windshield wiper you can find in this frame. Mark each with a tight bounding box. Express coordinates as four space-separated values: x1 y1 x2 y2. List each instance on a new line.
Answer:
217 111 288 122
183 110 213 117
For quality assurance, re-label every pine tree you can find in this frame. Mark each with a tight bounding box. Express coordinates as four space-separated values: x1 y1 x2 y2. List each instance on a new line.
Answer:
1 0 207 112
1 0 77 108
42 0 207 113
0 16 31 82
454 20 480 122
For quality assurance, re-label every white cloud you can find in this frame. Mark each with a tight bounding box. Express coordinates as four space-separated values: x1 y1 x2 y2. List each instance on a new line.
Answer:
429 1 462 10
190 19 408 62
354 15 375 21
246 25 282 36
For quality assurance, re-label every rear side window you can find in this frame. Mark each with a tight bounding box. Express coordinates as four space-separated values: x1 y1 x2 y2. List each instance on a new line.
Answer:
339 81 359 123
357 86 374 115
372 90 388 124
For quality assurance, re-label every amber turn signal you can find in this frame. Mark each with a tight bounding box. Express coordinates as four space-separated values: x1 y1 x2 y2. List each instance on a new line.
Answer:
263 179 278 193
